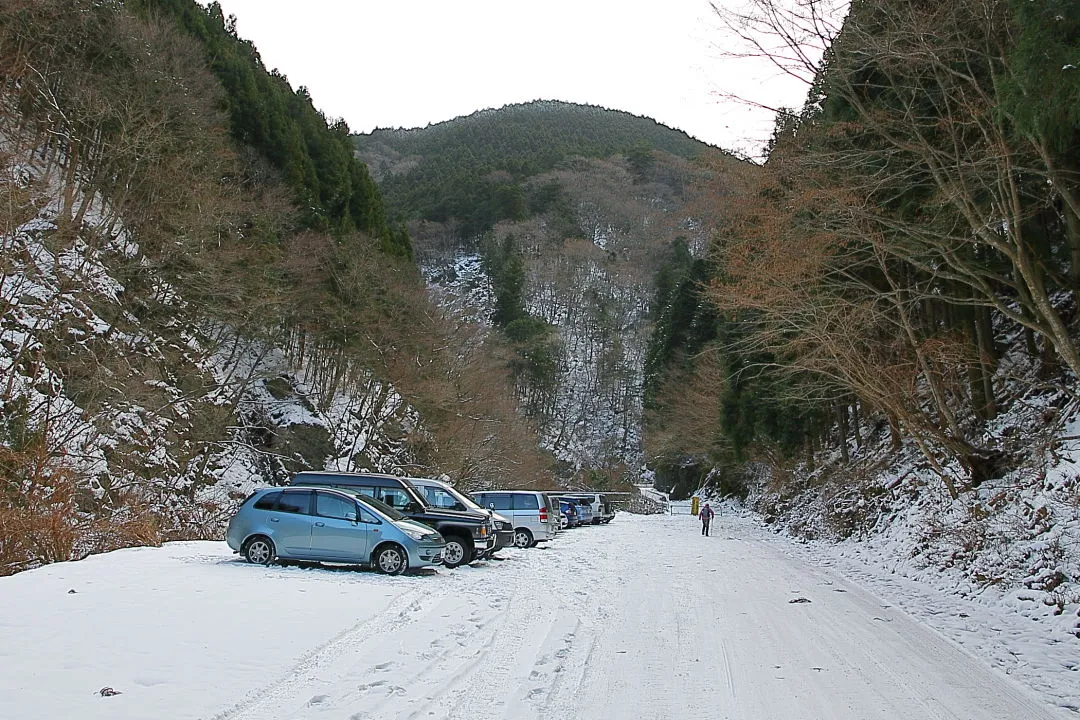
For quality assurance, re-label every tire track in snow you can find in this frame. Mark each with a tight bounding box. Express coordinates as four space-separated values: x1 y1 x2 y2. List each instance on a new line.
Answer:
401 552 567 719
206 583 445 720
401 528 624 719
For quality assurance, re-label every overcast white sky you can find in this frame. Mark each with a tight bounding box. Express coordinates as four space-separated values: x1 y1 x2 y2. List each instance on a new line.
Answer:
207 0 813 156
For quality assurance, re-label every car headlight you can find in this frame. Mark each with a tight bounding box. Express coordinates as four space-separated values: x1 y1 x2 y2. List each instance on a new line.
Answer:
403 528 428 541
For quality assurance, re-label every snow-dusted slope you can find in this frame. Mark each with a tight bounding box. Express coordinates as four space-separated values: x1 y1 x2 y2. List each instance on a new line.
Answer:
0 514 1069 719
1 139 421 567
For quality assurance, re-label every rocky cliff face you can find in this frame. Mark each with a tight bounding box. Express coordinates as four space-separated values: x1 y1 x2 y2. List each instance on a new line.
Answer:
414 153 711 473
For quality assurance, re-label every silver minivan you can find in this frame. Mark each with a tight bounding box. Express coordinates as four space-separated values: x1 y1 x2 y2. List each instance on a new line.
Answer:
470 490 559 548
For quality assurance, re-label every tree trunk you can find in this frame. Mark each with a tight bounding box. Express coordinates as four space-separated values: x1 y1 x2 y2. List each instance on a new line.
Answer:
838 402 849 462
888 414 901 451
1066 201 1080 313
973 305 997 419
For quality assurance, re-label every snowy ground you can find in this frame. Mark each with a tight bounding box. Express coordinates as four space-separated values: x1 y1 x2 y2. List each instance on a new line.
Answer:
0 514 1071 720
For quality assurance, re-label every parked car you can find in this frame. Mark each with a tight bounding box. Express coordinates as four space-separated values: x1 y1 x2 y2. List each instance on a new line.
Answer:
289 472 495 568
562 493 616 524
558 499 580 528
470 490 559 548
226 486 446 574
564 497 594 525
410 476 515 556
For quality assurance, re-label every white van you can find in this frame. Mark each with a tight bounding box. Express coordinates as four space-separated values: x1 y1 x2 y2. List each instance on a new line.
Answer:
470 490 559 548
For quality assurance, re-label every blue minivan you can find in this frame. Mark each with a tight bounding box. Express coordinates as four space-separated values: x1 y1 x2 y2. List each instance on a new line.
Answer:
226 486 446 574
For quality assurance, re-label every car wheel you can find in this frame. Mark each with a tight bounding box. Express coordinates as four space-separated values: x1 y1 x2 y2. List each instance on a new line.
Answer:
442 536 472 568
513 528 533 549
243 536 275 565
373 543 408 575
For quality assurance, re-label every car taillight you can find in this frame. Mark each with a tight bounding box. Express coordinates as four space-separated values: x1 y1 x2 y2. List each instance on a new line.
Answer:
539 506 548 523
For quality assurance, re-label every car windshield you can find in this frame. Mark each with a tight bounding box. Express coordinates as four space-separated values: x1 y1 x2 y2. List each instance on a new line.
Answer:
345 491 406 521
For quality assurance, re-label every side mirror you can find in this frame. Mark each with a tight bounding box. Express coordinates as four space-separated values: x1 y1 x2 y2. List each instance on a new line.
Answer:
488 503 496 510
405 501 421 513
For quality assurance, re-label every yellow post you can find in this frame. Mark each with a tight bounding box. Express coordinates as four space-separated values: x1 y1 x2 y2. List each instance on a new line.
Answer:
691 496 700 516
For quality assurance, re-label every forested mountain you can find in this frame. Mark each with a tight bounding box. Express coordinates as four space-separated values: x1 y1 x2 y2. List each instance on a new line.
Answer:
0 0 547 574
355 101 710 237
355 102 743 478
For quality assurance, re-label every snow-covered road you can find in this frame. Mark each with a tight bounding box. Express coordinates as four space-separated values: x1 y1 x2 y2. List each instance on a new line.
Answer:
0 514 1068 719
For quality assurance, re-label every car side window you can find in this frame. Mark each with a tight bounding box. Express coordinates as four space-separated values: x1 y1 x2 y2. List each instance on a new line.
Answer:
356 505 381 524
513 494 539 510
379 487 412 509
276 490 312 514
487 494 511 511
315 492 357 521
426 487 462 510
419 486 441 507
253 491 282 510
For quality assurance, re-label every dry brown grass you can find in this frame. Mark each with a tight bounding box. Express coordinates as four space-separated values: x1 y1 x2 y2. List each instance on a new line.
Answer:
0 450 166 576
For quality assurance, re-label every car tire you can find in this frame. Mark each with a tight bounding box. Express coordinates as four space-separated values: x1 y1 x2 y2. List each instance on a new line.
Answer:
373 543 408 575
513 528 534 549
242 536 275 565
441 536 472 568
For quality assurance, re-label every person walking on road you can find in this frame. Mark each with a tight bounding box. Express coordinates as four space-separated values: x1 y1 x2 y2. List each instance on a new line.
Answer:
699 502 715 536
